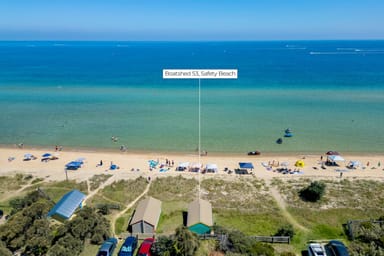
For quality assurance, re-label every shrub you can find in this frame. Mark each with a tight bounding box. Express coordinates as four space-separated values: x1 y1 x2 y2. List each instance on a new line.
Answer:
299 181 326 202
274 224 295 238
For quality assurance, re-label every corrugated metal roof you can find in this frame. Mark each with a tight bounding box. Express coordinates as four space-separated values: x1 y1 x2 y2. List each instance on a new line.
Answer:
47 189 86 219
187 198 213 227
130 197 162 227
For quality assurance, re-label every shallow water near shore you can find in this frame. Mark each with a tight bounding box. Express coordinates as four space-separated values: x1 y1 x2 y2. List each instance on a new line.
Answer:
1 41 384 153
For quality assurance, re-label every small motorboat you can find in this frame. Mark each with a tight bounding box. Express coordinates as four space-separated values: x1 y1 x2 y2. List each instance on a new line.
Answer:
276 138 283 144
247 151 261 156
285 128 292 133
284 133 293 137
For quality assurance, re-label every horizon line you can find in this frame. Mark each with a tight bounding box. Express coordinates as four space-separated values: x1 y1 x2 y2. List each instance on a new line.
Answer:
1 38 384 42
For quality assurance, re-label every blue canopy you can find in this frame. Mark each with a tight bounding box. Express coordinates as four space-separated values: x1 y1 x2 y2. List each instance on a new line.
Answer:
42 153 52 158
239 162 254 169
65 161 82 169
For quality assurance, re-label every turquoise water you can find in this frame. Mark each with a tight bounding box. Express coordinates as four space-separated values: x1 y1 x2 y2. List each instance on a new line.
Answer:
1 41 384 153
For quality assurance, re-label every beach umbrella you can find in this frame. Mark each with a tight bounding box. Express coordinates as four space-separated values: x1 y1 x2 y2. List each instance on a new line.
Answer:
281 162 289 167
24 153 33 158
295 160 305 167
42 153 52 158
326 151 340 155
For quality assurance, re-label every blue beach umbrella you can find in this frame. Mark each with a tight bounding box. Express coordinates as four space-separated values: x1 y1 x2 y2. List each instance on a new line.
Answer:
42 153 52 158
24 153 33 158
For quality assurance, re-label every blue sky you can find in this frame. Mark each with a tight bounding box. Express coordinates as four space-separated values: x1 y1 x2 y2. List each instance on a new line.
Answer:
0 0 383 40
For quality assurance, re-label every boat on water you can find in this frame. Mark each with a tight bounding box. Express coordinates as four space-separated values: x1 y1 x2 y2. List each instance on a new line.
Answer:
247 151 261 156
308 243 327 256
285 128 292 133
276 138 283 144
284 132 293 137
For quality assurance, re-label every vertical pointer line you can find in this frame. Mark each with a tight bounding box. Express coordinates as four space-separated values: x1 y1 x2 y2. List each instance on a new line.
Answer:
198 78 201 200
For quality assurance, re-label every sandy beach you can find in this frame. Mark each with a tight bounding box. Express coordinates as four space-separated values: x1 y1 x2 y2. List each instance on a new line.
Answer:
1 147 383 182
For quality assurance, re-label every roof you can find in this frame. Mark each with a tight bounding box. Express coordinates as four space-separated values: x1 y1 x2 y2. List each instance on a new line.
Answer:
239 162 254 169
130 197 162 227
187 198 213 227
47 189 86 219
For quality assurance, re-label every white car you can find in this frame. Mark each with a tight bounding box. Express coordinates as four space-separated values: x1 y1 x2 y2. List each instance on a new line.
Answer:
308 243 327 256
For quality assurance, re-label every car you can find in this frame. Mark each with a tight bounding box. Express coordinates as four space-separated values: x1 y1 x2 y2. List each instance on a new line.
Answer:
97 237 118 256
325 240 349 256
308 243 326 256
137 237 155 256
118 236 138 256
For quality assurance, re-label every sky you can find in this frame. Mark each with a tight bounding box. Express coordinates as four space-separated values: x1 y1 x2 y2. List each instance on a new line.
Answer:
0 0 383 41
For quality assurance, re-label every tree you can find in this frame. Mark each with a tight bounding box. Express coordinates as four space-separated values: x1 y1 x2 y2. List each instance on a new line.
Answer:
274 224 295 238
299 181 326 202
174 226 200 256
0 242 12 256
151 235 175 256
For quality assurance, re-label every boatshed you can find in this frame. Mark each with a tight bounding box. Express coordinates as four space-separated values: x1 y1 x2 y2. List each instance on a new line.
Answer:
187 199 213 235
47 189 86 222
130 197 162 234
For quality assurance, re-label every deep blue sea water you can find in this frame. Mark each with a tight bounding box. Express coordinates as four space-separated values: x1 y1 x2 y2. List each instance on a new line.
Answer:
1 41 384 153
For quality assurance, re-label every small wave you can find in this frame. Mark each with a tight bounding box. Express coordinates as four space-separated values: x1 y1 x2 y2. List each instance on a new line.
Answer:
286 45 306 50
310 51 360 55
337 48 358 51
310 51 384 55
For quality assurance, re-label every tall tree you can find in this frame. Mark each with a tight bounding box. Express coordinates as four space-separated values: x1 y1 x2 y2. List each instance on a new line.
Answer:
174 226 200 256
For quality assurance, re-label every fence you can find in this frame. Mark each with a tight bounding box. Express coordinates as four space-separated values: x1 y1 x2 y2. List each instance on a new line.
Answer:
198 234 290 244
251 236 291 244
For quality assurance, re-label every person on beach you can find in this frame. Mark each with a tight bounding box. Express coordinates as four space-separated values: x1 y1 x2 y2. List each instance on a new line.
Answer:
99 160 103 166
340 172 343 178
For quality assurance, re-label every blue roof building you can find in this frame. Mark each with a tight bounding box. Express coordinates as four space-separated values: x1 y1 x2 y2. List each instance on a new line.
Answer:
47 189 86 221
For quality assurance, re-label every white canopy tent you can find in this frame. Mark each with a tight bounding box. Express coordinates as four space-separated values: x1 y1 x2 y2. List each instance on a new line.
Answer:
176 162 190 171
190 163 202 173
328 155 345 162
205 163 218 173
348 160 361 169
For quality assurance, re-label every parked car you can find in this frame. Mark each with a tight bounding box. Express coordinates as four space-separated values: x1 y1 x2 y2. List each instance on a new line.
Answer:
308 243 326 256
97 237 118 256
118 236 137 256
137 237 155 256
325 240 349 256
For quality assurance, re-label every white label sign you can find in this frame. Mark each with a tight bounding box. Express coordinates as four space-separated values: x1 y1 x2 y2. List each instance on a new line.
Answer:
163 69 238 79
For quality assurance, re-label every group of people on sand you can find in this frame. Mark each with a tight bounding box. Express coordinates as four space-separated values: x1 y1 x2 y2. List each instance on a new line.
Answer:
165 159 174 167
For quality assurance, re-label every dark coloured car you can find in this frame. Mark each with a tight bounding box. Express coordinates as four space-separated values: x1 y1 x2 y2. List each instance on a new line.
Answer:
97 237 118 256
325 240 349 256
137 237 155 256
118 236 137 256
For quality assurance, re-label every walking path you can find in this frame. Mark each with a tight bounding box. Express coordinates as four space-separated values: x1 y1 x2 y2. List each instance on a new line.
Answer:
267 181 309 232
110 180 152 236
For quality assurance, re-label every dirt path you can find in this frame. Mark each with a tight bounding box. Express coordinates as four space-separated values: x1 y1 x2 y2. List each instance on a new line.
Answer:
267 182 309 232
84 174 116 204
110 180 152 236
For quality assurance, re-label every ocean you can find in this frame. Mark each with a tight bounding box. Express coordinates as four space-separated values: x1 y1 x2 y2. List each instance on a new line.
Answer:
1 40 384 154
